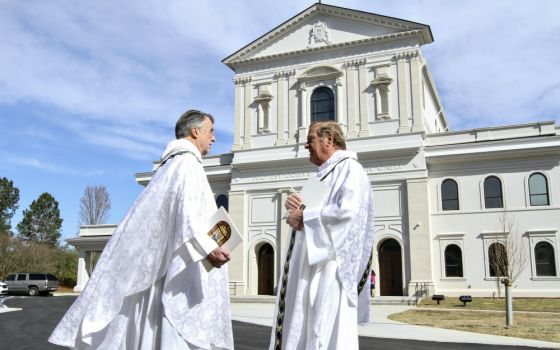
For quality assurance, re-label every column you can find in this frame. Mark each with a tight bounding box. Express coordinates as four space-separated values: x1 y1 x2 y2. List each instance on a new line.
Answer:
297 81 308 142
228 190 247 295
243 78 252 149
358 60 369 137
287 71 297 144
410 52 424 132
275 74 286 145
74 248 88 292
232 79 243 150
345 61 357 138
335 78 344 128
397 54 410 133
406 178 435 296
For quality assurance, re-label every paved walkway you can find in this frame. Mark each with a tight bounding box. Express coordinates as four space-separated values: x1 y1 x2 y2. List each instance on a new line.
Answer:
2 294 559 349
230 301 560 349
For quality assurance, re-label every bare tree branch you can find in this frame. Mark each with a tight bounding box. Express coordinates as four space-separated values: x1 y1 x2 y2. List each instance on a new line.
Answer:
79 185 111 225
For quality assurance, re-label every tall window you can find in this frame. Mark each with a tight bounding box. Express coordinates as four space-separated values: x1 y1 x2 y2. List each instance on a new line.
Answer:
484 176 503 209
535 242 557 276
489 243 507 277
310 87 335 122
441 179 459 211
216 194 229 212
529 173 549 206
444 244 464 277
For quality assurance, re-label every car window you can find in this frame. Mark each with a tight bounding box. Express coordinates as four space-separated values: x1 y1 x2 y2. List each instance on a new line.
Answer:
6 274 15 281
17 274 27 281
47 274 58 281
29 273 45 280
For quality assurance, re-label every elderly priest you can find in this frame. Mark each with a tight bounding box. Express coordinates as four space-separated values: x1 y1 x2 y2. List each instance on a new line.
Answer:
50 110 233 349
271 121 375 350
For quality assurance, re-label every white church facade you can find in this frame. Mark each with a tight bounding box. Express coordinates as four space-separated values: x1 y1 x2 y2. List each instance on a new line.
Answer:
69 3 560 298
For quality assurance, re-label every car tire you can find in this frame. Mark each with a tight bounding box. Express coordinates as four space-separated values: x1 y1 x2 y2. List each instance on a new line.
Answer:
28 287 38 296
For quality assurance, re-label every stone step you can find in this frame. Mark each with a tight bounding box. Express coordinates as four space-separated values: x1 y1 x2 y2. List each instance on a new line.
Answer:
231 295 276 304
371 296 419 306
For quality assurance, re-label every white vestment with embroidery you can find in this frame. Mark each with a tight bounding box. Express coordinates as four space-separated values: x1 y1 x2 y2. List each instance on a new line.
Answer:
270 150 375 350
49 139 233 350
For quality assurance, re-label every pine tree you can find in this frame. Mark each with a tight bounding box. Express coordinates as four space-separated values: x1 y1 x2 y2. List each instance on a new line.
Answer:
0 177 20 234
17 192 63 246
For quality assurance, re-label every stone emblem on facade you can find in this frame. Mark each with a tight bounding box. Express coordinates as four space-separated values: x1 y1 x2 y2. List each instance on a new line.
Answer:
308 20 331 47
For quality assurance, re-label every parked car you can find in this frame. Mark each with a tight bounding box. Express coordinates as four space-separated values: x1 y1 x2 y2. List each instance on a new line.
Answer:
3 272 58 296
0 281 7 295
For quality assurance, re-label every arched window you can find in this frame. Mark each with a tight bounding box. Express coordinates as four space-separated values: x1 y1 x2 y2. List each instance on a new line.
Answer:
310 87 335 122
216 194 229 212
441 179 459 211
535 242 557 276
489 243 507 277
484 176 503 209
529 173 549 206
444 244 463 277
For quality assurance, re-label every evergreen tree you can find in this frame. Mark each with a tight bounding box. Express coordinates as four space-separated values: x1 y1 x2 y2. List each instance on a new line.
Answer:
0 177 20 234
17 192 63 246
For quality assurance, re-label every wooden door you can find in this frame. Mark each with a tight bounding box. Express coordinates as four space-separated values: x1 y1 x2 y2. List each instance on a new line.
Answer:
257 244 274 295
379 239 403 296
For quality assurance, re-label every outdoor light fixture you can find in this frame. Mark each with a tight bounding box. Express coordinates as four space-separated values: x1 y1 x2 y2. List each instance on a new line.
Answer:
431 294 445 305
459 295 472 306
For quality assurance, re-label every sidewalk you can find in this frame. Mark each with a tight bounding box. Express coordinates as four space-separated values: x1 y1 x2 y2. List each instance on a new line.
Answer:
230 300 560 349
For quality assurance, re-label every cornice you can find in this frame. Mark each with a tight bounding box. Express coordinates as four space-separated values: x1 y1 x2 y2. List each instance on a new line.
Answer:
227 29 425 69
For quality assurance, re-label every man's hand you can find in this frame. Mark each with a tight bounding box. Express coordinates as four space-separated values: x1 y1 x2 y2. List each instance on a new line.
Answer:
285 193 303 211
207 246 231 268
286 209 304 231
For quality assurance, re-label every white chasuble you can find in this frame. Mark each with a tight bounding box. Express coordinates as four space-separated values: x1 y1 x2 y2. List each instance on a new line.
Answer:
271 150 375 350
49 139 233 350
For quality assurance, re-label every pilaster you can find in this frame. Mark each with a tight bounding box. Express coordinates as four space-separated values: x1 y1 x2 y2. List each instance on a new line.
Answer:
344 60 360 138
228 190 247 295
396 54 410 133
276 188 291 283
287 70 297 144
410 52 424 132
242 77 253 149
298 81 308 142
358 60 369 137
274 72 288 145
232 78 243 150
405 178 434 296
335 77 345 130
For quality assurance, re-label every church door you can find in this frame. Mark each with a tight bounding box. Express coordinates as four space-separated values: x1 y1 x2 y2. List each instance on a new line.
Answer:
379 239 403 296
257 243 274 295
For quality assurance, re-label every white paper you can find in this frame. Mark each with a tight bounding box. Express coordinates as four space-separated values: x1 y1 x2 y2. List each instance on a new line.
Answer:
299 177 330 210
299 177 332 265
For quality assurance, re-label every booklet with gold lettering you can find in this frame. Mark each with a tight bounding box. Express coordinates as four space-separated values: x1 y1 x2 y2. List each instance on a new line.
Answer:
206 206 243 253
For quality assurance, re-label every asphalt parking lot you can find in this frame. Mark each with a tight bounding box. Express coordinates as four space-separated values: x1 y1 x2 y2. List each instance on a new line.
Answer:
0 295 544 350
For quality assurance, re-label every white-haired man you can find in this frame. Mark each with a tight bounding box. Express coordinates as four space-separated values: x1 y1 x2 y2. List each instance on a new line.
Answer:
50 110 233 349
271 121 375 350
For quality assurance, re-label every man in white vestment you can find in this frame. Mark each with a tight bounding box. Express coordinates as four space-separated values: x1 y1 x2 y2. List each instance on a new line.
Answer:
270 121 375 350
49 110 234 350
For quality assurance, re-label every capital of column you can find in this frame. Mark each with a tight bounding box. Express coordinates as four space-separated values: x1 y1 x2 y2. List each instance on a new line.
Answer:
344 58 366 68
394 50 420 61
234 76 252 85
273 69 296 80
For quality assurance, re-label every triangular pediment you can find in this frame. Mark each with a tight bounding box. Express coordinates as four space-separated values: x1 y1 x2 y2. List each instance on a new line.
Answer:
223 3 432 70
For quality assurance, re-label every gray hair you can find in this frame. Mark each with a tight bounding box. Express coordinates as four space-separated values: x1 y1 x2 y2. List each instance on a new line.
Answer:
310 120 347 150
175 110 215 139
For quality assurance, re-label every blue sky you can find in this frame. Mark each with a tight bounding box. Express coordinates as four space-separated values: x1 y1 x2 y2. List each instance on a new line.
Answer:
1 0 559 242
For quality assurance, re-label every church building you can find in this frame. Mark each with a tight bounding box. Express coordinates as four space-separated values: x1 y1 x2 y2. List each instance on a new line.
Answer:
69 3 560 298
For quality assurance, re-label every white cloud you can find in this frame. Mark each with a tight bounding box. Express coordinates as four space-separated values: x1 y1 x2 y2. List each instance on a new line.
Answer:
1 154 106 177
0 0 559 158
